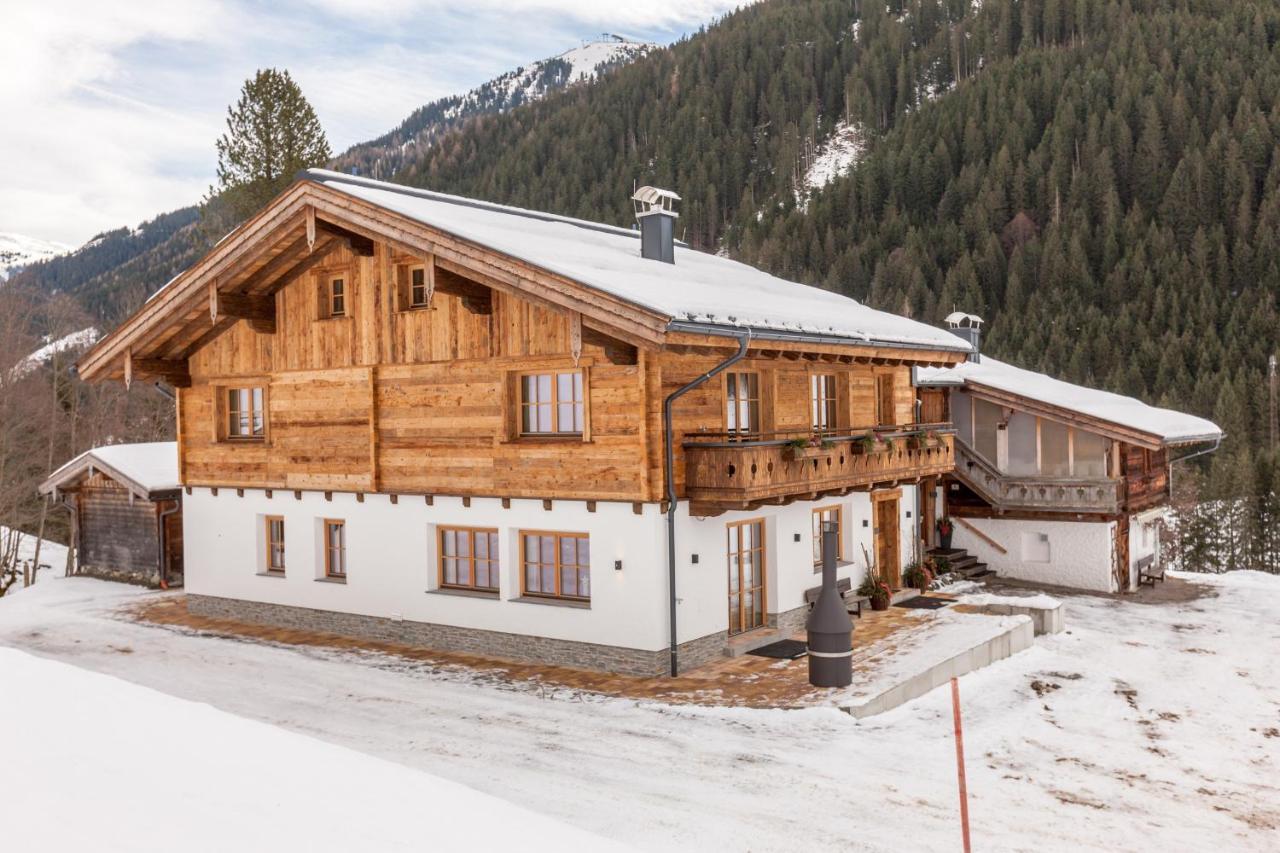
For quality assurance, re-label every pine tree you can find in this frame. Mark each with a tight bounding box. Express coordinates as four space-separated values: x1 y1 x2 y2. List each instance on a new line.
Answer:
210 69 331 222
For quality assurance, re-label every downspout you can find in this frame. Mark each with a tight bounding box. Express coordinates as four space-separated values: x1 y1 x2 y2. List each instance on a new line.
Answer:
663 325 752 677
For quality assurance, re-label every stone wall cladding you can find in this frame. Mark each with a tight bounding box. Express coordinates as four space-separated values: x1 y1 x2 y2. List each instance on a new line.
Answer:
188 595 728 677
80 564 161 588
770 603 810 637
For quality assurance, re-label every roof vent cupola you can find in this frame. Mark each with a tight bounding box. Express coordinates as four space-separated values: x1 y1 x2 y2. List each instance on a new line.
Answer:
944 312 984 363
632 186 680 264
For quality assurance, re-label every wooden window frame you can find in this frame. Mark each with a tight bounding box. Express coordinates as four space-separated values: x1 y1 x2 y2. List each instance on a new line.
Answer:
408 264 429 308
323 519 346 579
316 265 354 320
519 530 590 602
726 518 767 635
264 515 285 574
438 526 500 593
218 385 268 442
516 369 587 438
328 275 346 317
810 373 838 433
811 505 843 570
724 371 763 436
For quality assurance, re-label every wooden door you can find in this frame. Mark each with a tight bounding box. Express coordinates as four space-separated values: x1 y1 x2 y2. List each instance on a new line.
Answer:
163 508 184 587
1113 516 1130 592
727 519 766 635
920 480 936 548
874 496 901 588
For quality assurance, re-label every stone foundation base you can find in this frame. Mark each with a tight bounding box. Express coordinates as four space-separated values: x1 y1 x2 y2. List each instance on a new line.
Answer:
187 594 724 677
80 565 161 588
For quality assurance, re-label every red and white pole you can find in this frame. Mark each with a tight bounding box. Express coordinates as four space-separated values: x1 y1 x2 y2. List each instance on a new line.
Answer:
951 676 972 853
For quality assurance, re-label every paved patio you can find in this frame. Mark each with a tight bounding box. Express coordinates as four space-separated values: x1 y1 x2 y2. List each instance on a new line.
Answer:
129 593 1032 714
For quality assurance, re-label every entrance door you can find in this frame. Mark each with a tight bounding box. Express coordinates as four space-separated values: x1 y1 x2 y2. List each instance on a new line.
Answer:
874 495 901 588
727 519 766 635
920 479 936 548
162 507 184 587
1113 516 1130 593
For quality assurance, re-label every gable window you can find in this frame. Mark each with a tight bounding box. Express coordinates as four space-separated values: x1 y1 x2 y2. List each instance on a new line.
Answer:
328 276 346 317
811 374 838 433
521 531 590 601
726 372 760 435
520 371 584 436
439 527 500 593
812 505 843 570
265 516 285 573
226 388 266 440
409 265 429 307
324 520 346 579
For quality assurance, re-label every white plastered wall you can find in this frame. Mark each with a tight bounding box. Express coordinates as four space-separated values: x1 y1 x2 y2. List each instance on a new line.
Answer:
184 484 920 651
950 515 1116 592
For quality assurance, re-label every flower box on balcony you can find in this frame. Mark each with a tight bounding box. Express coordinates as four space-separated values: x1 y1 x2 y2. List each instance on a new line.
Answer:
784 438 835 461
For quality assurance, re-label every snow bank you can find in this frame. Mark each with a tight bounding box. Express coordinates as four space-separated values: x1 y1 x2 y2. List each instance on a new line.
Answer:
918 355 1221 443
0 647 628 852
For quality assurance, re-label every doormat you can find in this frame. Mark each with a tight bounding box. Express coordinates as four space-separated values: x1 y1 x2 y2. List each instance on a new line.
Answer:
894 596 952 610
747 639 808 659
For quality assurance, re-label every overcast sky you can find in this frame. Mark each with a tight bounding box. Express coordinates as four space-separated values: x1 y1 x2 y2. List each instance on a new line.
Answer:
1 0 743 248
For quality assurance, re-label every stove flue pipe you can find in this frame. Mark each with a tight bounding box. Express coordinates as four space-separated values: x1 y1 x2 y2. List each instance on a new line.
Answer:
808 521 853 687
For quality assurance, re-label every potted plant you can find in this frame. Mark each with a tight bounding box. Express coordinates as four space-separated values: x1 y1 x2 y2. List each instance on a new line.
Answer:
851 433 885 455
858 566 892 611
785 434 834 460
905 431 928 450
936 516 954 550
903 560 934 592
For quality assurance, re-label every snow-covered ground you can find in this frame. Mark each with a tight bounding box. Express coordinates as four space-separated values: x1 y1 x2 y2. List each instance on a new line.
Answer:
1 572 1277 851
0 647 627 852
1 525 68 593
0 231 70 280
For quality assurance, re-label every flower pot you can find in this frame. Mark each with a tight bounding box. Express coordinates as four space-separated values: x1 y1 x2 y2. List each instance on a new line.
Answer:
785 445 829 461
870 594 890 611
939 531 953 550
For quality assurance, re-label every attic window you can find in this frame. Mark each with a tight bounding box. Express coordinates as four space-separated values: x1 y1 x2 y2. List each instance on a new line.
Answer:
410 266 429 307
225 387 266 441
328 277 346 317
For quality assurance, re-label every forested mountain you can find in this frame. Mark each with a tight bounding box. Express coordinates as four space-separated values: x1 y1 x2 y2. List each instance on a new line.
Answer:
331 36 653 180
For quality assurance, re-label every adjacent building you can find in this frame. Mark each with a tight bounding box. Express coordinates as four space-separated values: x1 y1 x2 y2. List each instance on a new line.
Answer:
75 171 970 674
39 442 183 587
916 314 1221 593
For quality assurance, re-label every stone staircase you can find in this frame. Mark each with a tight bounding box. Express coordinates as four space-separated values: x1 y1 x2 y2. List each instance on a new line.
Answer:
927 547 995 581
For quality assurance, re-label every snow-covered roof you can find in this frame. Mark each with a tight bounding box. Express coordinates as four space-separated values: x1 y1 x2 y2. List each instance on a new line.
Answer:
40 441 180 499
917 357 1221 446
303 170 971 352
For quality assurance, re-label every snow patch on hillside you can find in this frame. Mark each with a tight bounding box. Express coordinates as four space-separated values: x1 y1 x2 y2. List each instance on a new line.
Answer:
13 327 99 377
795 120 867 207
1 525 69 594
0 232 70 280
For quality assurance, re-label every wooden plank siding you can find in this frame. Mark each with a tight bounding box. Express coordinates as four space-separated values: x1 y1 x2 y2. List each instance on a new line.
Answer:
177 236 952 505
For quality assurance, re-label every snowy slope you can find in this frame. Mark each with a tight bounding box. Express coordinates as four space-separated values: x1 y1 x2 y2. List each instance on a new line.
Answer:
333 35 654 180
11 327 99 378
0 232 70 281
0 647 629 852
796 119 867 206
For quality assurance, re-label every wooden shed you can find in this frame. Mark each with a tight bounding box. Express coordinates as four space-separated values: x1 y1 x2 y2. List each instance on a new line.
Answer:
39 442 182 588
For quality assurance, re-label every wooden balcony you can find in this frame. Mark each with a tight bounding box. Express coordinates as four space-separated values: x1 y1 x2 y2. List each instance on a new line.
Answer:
952 440 1122 515
683 426 955 514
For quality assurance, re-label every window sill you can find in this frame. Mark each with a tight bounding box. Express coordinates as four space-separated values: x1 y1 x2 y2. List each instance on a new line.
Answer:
812 559 855 574
428 587 499 600
397 305 434 314
501 436 591 446
511 595 590 610
256 571 287 579
315 576 347 585
316 315 353 323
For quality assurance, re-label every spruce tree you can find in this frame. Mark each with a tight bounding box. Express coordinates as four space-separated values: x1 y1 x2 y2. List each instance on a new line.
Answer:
210 69 331 222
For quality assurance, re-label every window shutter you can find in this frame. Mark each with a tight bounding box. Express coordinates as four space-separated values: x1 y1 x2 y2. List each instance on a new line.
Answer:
316 274 328 319
394 264 408 312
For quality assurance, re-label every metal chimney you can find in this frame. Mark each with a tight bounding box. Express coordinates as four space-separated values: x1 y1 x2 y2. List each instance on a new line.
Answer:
807 520 853 687
945 312 984 363
632 186 680 264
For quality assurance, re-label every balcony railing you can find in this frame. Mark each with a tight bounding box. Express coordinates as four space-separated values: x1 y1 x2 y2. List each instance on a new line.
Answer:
682 424 955 512
952 440 1122 514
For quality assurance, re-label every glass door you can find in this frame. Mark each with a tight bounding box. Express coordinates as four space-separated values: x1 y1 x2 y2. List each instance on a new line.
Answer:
727 520 766 635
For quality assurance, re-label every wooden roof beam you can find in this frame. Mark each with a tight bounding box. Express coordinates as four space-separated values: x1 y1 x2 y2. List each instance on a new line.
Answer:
211 289 276 334
317 218 375 256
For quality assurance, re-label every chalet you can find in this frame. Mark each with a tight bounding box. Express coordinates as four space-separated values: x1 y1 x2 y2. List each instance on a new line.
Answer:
38 442 183 587
75 170 970 675
916 315 1222 593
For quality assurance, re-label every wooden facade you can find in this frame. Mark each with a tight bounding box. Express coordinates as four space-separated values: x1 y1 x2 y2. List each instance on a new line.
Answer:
79 179 968 513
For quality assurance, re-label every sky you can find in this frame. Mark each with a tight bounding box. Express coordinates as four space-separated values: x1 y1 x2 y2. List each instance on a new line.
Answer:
0 0 745 248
